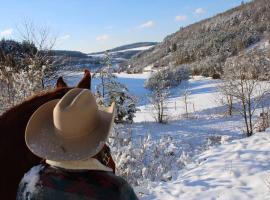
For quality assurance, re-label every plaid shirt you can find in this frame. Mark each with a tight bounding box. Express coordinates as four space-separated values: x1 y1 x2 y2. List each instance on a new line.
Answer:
17 164 138 200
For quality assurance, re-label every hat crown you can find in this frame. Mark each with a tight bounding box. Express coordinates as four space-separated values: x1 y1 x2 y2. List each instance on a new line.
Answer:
53 89 99 139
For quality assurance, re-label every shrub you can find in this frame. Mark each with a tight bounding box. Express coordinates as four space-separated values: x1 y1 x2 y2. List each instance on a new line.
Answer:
145 66 189 90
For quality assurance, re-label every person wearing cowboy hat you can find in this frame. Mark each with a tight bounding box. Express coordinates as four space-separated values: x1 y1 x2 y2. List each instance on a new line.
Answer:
16 88 138 200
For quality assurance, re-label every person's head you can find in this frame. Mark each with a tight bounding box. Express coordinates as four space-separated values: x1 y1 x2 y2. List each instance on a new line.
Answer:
25 88 116 171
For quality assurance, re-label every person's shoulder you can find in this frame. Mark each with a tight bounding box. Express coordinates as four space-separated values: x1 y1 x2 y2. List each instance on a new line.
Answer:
86 170 128 187
19 164 45 186
98 172 138 200
17 164 46 200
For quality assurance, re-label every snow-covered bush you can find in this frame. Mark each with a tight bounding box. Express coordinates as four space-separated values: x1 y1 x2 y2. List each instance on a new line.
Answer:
109 125 232 187
0 65 44 113
254 109 270 132
108 126 193 185
0 28 58 113
145 66 189 90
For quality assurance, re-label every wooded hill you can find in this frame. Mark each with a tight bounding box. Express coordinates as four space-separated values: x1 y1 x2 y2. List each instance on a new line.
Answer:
125 0 270 76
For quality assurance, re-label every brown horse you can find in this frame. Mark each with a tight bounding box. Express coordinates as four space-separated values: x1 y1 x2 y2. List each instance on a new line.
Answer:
0 69 115 199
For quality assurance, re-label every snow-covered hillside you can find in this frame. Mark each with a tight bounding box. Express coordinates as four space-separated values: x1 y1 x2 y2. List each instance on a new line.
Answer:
112 45 155 53
88 42 157 60
141 131 270 200
64 72 270 200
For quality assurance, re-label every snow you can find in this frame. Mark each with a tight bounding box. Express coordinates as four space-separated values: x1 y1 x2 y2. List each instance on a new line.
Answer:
63 71 151 104
141 132 270 200
88 45 154 57
63 72 270 200
88 53 105 58
112 45 155 53
245 39 269 53
134 76 221 122
20 164 44 197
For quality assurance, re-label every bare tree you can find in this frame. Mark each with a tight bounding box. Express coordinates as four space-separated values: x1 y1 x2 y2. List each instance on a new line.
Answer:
182 89 191 118
17 19 57 88
146 70 171 123
149 87 169 123
0 21 58 112
218 81 234 116
222 54 270 136
93 51 116 98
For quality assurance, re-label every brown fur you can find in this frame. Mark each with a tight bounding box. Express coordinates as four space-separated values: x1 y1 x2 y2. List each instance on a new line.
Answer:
77 69 91 90
0 70 115 199
56 77 68 88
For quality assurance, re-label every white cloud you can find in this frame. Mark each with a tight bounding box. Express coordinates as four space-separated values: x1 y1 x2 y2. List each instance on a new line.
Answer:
175 15 187 21
195 8 206 15
139 20 155 29
59 34 71 40
96 34 109 41
0 28 13 37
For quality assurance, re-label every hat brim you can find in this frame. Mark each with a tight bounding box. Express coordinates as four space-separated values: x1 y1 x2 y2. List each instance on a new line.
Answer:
25 100 115 161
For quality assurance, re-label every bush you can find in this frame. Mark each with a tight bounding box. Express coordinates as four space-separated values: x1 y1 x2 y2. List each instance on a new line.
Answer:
109 127 191 185
145 66 189 90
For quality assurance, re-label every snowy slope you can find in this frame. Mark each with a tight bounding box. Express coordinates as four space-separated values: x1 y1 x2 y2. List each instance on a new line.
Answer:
88 42 157 59
134 76 222 122
63 72 270 200
141 131 270 200
112 45 155 53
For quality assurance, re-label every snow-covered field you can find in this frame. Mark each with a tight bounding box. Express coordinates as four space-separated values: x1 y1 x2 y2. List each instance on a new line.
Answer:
141 131 270 200
64 72 270 200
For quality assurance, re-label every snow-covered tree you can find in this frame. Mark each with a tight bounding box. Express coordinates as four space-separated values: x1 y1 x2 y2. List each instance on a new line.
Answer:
182 89 191 118
147 70 170 123
17 20 58 88
0 21 61 113
222 54 270 136
218 81 234 116
145 65 189 90
149 87 169 123
93 51 116 98
93 52 137 123
0 39 46 112
107 81 138 123
95 90 104 106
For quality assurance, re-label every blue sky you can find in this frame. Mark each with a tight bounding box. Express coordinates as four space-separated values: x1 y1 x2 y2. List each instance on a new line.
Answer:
0 0 250 53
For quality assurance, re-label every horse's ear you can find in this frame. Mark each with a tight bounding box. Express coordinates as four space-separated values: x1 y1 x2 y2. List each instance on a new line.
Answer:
56 77 68 88
77 69 91 90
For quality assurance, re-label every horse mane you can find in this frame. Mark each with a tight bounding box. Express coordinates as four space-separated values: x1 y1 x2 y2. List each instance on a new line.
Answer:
0 70 96 199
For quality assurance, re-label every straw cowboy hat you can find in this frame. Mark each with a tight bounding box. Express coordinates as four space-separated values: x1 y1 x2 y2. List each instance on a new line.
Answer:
25 88 115 161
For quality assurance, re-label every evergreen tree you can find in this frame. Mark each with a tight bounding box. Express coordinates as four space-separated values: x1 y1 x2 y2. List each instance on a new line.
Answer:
93 52 137 123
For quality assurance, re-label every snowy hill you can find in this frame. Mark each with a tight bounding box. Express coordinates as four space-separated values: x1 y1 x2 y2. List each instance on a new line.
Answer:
89 42 157 58
88 42 158 69
125 0 270 75
141 131 270 200
51 42 157 71
63 72 270 200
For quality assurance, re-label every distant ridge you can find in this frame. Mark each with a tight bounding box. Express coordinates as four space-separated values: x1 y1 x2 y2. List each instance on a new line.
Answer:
52 42 158 70
89 42 158 55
